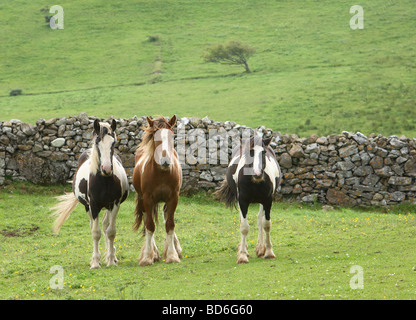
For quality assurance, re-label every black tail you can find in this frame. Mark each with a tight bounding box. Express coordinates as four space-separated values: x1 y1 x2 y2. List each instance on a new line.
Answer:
214 178 237 209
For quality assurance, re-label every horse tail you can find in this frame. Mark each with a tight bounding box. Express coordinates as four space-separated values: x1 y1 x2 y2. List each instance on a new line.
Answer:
214 178 236 209
153 204 159 228
133 196 159 236
133 194 143 233
51 193 79 234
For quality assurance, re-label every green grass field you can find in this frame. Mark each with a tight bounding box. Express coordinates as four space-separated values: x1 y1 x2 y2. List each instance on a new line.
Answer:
1 182 416 300
1 0 416 301
1 0 415 137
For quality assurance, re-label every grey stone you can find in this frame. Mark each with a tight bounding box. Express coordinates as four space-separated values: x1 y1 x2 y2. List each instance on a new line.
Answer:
390 191 406 202
339 145 358 158
288 144 304 158
351 132 368 145
390 138 406 149
51 138 65 148
388 176 412 186
337 160 355 171
305 143 319 154
279 153 292 169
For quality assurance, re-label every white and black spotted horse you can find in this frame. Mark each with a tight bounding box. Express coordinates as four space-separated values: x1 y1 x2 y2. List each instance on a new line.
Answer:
215 136 281 264
51 119 129 269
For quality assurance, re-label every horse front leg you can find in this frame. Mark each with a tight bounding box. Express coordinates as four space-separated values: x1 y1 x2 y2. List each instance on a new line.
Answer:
104 205 119 266
88 207 101 269
255 204 266 257
237 200 250 264
163 203 182 259
163 196 181 264
138 197 156 266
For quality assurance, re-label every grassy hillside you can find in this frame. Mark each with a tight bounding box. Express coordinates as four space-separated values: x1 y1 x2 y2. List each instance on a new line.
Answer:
0 0 415 137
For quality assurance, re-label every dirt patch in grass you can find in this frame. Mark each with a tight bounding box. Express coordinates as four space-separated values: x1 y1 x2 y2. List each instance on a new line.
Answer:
0 226 40 237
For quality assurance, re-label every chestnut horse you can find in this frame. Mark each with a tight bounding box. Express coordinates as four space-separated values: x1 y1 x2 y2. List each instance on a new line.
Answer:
133 115 182 266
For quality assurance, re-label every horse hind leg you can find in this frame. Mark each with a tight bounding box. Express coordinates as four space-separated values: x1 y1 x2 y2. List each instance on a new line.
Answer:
173 232 182 258
263 203 276 260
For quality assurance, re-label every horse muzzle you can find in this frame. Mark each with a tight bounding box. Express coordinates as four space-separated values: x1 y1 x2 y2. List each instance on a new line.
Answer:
252 172 265 183
100 164 113 177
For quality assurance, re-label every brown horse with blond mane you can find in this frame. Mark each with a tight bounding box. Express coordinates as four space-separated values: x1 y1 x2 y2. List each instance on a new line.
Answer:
132 115 182 266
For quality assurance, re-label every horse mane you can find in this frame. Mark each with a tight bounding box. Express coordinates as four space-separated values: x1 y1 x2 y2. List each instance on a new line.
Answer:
136 116 172 159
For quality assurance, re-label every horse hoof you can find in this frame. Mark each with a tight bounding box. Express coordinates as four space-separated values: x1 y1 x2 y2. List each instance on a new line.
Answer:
90 262 101 269
106 259 118 267
165 256 181 264
264 250 276 259
153 251 161 262
138 257 154 266
255 244 265 258
237 255 249 264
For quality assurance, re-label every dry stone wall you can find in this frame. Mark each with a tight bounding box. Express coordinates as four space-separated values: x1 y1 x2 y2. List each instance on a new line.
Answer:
1 113 416 207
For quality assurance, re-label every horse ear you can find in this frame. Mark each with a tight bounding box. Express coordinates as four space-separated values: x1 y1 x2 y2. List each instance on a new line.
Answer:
93 119 101 135
146 116 154 127
263 137 272 146
168 114 177 127
111 119 117 132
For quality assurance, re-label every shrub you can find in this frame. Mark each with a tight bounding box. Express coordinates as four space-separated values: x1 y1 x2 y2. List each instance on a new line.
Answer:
202 40 255 72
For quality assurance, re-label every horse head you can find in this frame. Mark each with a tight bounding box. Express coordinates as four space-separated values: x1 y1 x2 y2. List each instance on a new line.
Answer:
146 115 177 171
93 118 117 176
243 136 272 182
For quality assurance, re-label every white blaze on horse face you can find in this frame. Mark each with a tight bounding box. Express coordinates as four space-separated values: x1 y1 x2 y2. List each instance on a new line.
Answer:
161 129 169 155
252 145 263 176
98 134 114 175
154 129 173 167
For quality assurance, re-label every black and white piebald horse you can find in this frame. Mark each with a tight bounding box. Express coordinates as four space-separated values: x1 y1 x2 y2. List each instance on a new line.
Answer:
51 119 129 269
214 135 281 264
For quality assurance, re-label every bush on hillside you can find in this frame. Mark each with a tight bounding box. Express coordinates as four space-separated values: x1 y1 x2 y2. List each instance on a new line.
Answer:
202 40 255 73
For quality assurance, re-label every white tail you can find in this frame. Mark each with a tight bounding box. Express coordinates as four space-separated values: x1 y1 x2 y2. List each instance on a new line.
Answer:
50 193 79 234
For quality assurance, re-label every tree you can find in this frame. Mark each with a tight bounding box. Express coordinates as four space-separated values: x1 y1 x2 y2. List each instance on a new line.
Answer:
202 40 255 73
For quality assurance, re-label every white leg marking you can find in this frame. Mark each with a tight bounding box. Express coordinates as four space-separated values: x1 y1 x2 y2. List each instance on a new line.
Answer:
164 230 180 263
138 229 155 266
105 206 119 266
263 217 276 259
255 205 266 257
90 214 101 269
237 206 249 264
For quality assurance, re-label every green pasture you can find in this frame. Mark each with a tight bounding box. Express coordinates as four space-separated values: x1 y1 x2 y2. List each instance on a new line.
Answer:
1 182 416 300
1 0 416 301
0 0 415 137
